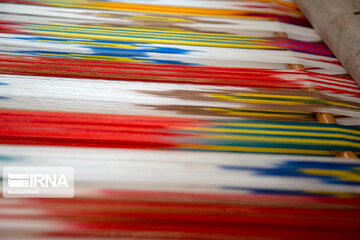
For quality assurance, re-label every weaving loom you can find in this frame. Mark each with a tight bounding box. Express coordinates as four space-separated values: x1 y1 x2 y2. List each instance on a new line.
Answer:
0 0 359 239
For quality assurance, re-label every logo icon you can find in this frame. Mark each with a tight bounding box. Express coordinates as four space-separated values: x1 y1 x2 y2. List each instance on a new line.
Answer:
8 173 30 188
3 167 74 198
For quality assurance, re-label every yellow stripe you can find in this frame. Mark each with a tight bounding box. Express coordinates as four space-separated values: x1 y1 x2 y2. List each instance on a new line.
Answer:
199 134 360 148
39 52 141 62
302 169 360 182
31 29 270 45
35 31 277 49
180 127 360 141
236 93 315 100
210 107 311 113
29 24 272 42
69 54 141 62
230 108 310 114
208 108 310 118
304 190 355 198
325 101 359 109
210 94 359 109
37 53 74 58
210 95 304 105
39 39 146 49
130 26 194 33
181 144 332 155
218 123 360 135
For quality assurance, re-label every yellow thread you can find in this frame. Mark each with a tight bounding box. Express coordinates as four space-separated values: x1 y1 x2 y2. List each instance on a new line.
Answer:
181 144 332 155
236 93 315 100
210 95 304 105
180 127 360 141
29 24 272 42
34 31 277 49
199 134 360 148
304 190 355 198
208 108 310 118
217 123 360 135
302 169 360 182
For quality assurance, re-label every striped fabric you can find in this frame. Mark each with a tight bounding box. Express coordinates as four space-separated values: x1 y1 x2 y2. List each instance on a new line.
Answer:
0 0 359 239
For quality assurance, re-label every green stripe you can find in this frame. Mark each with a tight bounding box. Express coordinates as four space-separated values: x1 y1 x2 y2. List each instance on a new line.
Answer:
27 23 270 41
189 141 360 151
29 27 269 46
182 149 333 156
181 131 360 143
